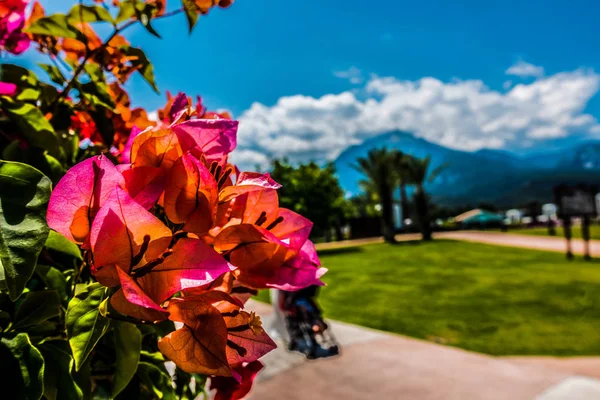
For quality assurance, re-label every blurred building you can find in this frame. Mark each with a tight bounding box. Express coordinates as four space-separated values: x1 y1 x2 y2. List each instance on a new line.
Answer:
455 209 505 228
506 209 522 224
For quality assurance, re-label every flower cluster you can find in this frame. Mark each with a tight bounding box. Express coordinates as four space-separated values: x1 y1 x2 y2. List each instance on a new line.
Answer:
47 93 327 398
0 0 30 54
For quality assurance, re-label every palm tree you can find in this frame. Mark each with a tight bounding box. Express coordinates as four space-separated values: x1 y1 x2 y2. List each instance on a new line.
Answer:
353 148 398 243
392 153 411 226
404 156 445 241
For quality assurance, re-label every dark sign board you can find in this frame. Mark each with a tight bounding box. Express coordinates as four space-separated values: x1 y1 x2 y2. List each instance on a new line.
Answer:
553 184 598 218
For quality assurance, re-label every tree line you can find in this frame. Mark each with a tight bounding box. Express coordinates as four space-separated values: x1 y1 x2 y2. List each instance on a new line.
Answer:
271 148 442 243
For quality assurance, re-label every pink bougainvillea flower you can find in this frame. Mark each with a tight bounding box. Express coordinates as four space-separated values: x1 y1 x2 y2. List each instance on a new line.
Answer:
235 171 281 189
0 4 30 55
207 170 325 290
96 237 231 322
158 291 274 377
47 155 125 244
158 295 233 376
130 127 185 171
211 172 281 235
111 267 169 322
121 165 166 210
158 91 232 124
163 152 218 228
171 119 238 166
168 92 191 124
43 90 325 381
210 361 263 400
0 0 29 16
213 206 325 290
130 119 238 172
0 81 17 96
269 239 328 291
215 300 276 366
121 126 142 163
135 237 233 305
90 186 172 271
267 208 313 253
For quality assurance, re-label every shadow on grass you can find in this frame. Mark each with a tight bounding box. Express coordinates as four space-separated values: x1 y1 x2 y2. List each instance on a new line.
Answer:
317 247 364 256
568 257 600 264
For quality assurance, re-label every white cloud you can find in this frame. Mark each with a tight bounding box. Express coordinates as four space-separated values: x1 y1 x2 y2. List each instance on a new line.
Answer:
235 68 600 171
333 66 363 85
505 61 545 78
503 80 513 90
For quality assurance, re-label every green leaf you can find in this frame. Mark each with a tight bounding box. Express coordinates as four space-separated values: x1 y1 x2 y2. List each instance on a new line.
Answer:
0 64 41 103
39 83 61 106
83 63 104 83
119 46 159 93
72 358 91 400
80 81 115 110
45 231 82 261
17 88 41 102
135 5 161 38
90 106 116 146
14 290 61 330
112 321 142 397
0 311 10 334
140 350 165 364
2 140 21 161
42 153 65 184
182 0 199 32
115 0 138 23
0 161 51 301
67 5 114 24
0 64 39 88
0 98 61 158
25 14 82 40
38 63 66 86
35 264 69 304
0 333 45 400
137 362 176 400
66 283 110 371
40 341 83 400
0 146 64 185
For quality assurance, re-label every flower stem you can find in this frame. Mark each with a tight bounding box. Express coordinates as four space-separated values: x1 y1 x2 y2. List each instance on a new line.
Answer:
49 8 184 110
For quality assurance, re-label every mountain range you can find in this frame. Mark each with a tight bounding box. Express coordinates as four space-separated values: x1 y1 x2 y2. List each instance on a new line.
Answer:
333 131 600 207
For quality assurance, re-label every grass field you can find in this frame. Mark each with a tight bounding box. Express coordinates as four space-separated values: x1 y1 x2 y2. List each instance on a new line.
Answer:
257 240 600 356
507 224 600 240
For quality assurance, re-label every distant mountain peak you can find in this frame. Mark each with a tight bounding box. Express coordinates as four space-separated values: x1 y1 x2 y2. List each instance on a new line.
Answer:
334 131 600 207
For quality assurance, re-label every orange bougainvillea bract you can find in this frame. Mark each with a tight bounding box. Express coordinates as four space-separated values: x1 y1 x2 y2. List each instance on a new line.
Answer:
46 93 326 393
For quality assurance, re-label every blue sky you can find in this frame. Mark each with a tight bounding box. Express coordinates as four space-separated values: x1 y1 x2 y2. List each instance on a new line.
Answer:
21 1 600 168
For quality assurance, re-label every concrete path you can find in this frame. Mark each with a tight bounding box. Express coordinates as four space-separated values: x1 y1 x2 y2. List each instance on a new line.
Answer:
433 230 600 256
315 231 600 257
245 300 600 400
252 233 600 399
506 357 600 380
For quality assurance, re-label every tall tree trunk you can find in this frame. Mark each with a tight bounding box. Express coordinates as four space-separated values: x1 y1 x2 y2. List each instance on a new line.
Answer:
400 181 409 226
415 185 431 241
380 182 396 243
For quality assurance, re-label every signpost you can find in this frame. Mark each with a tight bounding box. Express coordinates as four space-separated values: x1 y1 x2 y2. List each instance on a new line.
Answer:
554 184 598 260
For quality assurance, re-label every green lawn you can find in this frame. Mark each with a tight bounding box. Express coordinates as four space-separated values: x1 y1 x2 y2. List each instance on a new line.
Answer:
257 240 600 356
507 224 600 240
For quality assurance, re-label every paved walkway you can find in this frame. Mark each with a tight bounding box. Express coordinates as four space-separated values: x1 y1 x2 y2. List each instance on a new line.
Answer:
245 233 600 399
244 300 600 400
316 231 600 257
434 231 600 256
